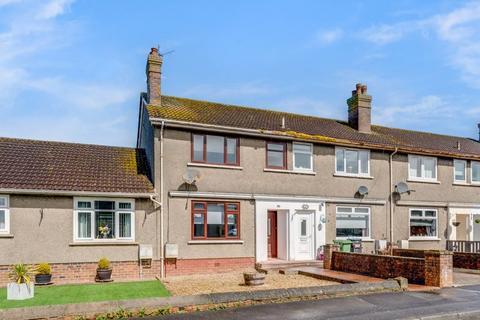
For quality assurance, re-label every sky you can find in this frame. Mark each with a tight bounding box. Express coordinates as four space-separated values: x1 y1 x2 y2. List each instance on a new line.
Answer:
1 0 480 147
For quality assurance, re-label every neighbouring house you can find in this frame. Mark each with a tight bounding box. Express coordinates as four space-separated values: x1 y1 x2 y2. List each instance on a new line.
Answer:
1 48 480 285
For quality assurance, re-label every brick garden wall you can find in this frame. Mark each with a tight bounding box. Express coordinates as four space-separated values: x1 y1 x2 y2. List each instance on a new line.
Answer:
452 252 480 270
331 252 426 284
392 249 426 259
164 257 255 277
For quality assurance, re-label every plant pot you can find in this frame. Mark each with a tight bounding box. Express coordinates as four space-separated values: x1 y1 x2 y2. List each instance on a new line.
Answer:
35 274 52 284
96 268 112 281
7 282 34 300
243 272 265 286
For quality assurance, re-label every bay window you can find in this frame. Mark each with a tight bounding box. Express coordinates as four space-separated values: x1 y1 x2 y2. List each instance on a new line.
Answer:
266 142 287 169
192 201 240 240
408 155 437 181
336 206 371 239
192 133 239 165
410 209 437 238
293 142 313 171
0 195 9 234
74 199 134 241
472 161 480 184
335 147 370 176
454 159 466 183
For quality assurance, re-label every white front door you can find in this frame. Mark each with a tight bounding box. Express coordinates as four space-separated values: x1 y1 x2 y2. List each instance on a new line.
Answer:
294 211 314 260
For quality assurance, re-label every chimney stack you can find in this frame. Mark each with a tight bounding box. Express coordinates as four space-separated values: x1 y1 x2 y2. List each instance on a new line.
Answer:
477 123 480 141
347 83 372 133
146 47 163 105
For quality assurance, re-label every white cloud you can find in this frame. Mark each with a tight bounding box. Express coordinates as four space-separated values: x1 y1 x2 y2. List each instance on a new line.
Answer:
314 28 344 45
0 0 22 6
37 0 73 19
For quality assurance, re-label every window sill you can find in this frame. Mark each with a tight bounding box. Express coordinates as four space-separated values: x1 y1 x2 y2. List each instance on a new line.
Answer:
407 179 440 184
0 234 13 238
69 241 139 246
187 163 243 170
336 238 374 242
263 168 316 175
187 240 244 245
333 173 373 179
408 237 441 241
453 182 469 186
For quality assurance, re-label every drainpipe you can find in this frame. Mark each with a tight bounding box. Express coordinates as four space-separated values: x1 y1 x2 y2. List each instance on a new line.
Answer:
389 147 398 252
160 120 165 278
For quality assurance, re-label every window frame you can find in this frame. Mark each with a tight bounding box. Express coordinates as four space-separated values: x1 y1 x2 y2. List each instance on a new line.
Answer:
335 206 371 240
293 142 313 172
73 198 135 242
408 208 438 240
191 200 240 240
191 133 240 166
453 159 467 183
408 155 438 182
335 147 370 177
266 141 287 170
471 161 480 185
0 195 10 234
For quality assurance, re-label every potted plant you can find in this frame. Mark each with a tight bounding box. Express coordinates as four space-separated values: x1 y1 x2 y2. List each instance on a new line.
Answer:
7 263 34 300
35 262 52 285
475 219 480 224
96 257 112 281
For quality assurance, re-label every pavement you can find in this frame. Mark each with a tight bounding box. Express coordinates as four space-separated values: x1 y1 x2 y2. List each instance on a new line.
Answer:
143 284 480 320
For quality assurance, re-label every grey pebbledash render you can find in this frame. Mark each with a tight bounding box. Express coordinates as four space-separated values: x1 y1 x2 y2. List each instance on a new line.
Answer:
0 47 480 284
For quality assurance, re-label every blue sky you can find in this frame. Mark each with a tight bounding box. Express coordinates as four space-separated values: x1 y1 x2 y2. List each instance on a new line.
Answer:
1 0 480 147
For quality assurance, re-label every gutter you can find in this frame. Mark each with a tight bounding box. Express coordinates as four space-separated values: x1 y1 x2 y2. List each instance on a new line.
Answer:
389 147 398 251
149 117 480 161
0 188 154 198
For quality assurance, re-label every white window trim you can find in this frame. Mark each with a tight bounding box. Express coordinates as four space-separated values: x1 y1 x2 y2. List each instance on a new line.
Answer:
335 147 370 177
0 195 10 234
335 206 372 240
408 155 438 182
453 159 467 184
471 161 480 185
73 197 135 242
293 142 314 172
408 208 438 240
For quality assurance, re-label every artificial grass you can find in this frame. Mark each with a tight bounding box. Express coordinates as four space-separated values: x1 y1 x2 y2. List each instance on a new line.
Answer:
0 280 170 309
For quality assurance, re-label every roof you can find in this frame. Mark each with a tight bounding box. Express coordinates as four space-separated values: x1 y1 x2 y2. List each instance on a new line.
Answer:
147 95 480 159
0 137 154 194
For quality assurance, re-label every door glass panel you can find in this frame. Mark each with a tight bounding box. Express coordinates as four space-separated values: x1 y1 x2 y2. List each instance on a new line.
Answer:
300 219 307 236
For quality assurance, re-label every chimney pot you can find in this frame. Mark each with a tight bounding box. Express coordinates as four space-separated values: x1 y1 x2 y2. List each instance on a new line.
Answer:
347 83 372 133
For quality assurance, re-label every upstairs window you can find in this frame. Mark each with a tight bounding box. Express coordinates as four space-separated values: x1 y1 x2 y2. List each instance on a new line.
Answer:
192 201 240 240
408 155 437 181
335 147 370 176
0 195 9 234
454 159 466 183
472 161 480 184
74 199 134 241
293 142 313 171
192 134 239 166
266 142 287 169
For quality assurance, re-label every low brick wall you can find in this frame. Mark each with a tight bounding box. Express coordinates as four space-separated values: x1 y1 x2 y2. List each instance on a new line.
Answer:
452 252 480 270
165 257 255 277
392 248 426 259
331 252 426 284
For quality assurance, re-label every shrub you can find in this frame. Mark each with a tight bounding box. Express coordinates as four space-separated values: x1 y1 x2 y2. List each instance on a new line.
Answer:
9 263 33 284
36 262 51 275
98 257 110 270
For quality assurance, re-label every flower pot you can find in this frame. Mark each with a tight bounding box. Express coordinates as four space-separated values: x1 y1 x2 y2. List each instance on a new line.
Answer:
243 272 265 286
7 282 34 300
96 268 112 281
35 274 52 285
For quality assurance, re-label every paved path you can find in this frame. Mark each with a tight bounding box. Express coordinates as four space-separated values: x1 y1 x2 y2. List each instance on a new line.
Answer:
140 285 480 320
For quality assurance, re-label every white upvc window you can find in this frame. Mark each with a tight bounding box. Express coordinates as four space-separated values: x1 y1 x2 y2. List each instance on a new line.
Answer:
0 195 10 234
409 208 438 239
453 159 467 183
293 142 313 172
335 147 370 177
74 198 135 242
408 155 437 182
472 161 480 184
335 206 371 240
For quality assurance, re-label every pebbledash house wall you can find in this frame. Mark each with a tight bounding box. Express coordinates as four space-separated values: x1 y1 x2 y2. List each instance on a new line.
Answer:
0 195 160 286
157 126 480 262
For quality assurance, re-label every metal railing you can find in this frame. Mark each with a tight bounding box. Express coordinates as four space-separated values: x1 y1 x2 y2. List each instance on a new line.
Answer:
446 240 480 253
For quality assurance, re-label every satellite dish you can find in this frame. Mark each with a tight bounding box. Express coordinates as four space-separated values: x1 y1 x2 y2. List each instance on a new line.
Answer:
357 186 369 196
395 182 411 194
182 169 201 185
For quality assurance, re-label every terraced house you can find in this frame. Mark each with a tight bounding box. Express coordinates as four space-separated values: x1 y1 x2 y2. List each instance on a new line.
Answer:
1 47 480 284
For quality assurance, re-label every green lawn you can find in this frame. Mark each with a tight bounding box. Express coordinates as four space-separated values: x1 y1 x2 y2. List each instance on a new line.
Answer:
0 280 170 309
